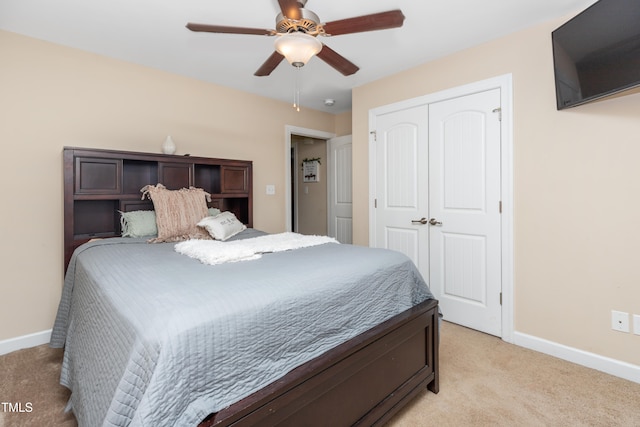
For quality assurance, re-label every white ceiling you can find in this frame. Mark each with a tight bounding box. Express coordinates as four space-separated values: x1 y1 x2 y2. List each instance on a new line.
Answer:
1 0 597 113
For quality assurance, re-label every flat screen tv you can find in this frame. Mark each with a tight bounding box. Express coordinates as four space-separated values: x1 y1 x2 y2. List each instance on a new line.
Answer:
552 0 640 110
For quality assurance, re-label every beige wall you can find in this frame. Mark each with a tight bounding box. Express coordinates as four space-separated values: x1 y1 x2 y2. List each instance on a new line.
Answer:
0 30 342 341
352 14 640 365
333 111 352 137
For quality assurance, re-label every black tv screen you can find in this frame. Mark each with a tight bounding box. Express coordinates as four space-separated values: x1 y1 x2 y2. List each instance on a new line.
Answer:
552 0 640 110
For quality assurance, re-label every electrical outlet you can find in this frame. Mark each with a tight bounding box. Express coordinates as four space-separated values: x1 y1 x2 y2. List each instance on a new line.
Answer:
633 314 640 336
266 185 275 195
611 310 630 333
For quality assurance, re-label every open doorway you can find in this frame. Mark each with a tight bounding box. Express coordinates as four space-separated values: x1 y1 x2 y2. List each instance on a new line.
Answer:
284 126 334 234
291 136 328 235
285 126 353 243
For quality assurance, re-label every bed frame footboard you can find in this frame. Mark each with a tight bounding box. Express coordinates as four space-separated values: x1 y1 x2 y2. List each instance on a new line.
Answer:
200 298 439 427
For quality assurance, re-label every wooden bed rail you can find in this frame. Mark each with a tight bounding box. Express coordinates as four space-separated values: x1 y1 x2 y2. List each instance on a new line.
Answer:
199 298 439 427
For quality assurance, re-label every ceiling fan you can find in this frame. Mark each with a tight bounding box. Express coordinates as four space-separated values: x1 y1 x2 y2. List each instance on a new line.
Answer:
186 0 405 77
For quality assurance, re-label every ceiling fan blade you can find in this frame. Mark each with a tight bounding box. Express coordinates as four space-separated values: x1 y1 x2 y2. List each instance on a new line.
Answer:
316 44 359 76
186 23 273 36
322 10 405 36
278 0 302 20
254 51 285 76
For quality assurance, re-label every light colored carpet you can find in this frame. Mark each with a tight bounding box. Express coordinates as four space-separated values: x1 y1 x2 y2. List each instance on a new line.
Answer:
1 321 639 426
389 322 640 426
0 346 74 427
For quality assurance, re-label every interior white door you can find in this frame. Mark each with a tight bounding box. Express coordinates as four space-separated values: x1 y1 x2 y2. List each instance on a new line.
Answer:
372 106 430 273
328 135 353 243
428 89 502 336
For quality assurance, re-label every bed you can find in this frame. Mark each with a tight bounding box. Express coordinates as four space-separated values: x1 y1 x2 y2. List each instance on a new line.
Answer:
53 147 439 426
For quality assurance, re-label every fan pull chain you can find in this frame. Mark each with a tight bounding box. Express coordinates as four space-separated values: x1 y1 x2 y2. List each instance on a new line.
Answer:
293 65 301 112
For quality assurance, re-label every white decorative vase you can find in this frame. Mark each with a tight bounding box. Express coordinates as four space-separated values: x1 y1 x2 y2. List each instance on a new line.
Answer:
162 135 176 155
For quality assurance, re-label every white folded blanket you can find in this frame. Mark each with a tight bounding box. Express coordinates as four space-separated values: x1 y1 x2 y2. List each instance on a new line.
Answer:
174 232 338 265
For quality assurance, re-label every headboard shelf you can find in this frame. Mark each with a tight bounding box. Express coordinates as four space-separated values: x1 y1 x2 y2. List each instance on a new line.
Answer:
64 147 253 270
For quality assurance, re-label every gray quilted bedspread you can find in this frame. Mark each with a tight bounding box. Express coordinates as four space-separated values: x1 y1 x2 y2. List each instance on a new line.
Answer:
51 231 432 426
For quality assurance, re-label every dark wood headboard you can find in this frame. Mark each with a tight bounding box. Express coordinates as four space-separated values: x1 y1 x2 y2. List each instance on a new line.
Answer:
63 147 253 270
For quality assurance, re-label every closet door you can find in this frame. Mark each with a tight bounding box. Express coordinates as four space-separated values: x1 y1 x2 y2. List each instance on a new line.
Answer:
428 88 503 337
370 86 505 338
370 104 430 274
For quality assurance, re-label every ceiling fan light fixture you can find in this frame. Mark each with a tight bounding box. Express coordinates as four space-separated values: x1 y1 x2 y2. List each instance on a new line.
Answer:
275 32 322 67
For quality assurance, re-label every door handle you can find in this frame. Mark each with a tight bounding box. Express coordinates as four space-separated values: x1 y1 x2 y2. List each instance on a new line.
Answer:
411 217 428 225
429 218 442 226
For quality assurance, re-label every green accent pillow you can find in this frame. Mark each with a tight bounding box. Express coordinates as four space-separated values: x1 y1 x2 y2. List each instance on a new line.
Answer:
119 210 157 237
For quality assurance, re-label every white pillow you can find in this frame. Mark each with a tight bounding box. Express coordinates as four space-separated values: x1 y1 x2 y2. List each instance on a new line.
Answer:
198 211 246 241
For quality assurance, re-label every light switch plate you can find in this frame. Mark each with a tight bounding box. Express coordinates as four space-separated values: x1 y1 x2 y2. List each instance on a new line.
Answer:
633 314 640 336
266 184 275 195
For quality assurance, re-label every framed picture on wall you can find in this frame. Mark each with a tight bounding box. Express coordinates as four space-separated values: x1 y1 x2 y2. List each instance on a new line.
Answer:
303 159 320 183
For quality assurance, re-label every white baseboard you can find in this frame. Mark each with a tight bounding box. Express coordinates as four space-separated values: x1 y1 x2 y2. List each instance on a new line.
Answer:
514 331 640 384
0 329 52 356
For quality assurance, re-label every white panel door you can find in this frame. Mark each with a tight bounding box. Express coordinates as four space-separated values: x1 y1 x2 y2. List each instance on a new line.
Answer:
428 89 502 336
372 106 429 273
328 135 353 243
